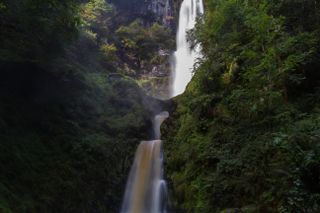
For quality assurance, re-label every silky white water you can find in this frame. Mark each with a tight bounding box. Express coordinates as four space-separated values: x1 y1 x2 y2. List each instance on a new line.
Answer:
121 112 169 213
171 0 204 96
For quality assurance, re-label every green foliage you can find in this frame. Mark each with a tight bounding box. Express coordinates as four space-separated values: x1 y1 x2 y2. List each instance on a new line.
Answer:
0 0 171 211
0 0 80 62
81 0 115 41
116 19 174 69
0 56 159 211
0 1 5 11
164 0 320 212
79 1 174 76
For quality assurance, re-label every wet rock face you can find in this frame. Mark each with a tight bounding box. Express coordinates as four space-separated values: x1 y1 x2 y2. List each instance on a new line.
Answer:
109 0 175 30
147 0 175 28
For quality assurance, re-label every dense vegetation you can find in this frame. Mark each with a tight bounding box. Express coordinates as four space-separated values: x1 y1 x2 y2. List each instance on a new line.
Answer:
2 0 320 212
164 0 320 212
0 0 172 212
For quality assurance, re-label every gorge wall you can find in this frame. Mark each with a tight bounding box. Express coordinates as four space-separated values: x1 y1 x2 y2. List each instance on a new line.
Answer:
106 0 182 100
108 0 176 30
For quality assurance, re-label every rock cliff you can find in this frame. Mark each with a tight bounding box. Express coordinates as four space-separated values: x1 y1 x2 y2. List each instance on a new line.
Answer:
108 0 176 30
147 0 175 28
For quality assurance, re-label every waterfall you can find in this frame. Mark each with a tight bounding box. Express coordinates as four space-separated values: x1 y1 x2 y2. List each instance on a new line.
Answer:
121 112 169 213
171 0 204 97
121 1 204 211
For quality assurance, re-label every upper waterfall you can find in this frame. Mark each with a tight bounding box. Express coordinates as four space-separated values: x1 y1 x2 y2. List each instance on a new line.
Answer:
171 0 204 97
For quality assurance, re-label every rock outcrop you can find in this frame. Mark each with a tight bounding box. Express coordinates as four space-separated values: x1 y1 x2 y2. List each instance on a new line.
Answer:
109 0 176 30
147 0 175 28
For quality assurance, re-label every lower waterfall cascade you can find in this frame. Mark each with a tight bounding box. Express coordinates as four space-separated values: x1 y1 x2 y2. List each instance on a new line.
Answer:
121 112 169 213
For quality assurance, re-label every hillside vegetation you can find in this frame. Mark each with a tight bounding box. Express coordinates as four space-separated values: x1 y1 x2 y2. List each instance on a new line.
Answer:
0 0 172 212
164 0 320 212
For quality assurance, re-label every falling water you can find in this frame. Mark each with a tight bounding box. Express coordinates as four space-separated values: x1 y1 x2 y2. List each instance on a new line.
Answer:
121 112 169 213
171 0 204 96
121 1 204 211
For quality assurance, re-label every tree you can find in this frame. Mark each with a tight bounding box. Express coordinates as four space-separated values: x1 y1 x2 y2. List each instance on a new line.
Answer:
81 0 115 43
0 0 80 63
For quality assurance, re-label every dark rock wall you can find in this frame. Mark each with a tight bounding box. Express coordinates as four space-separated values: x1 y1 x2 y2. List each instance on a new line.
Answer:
108 0 176 30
